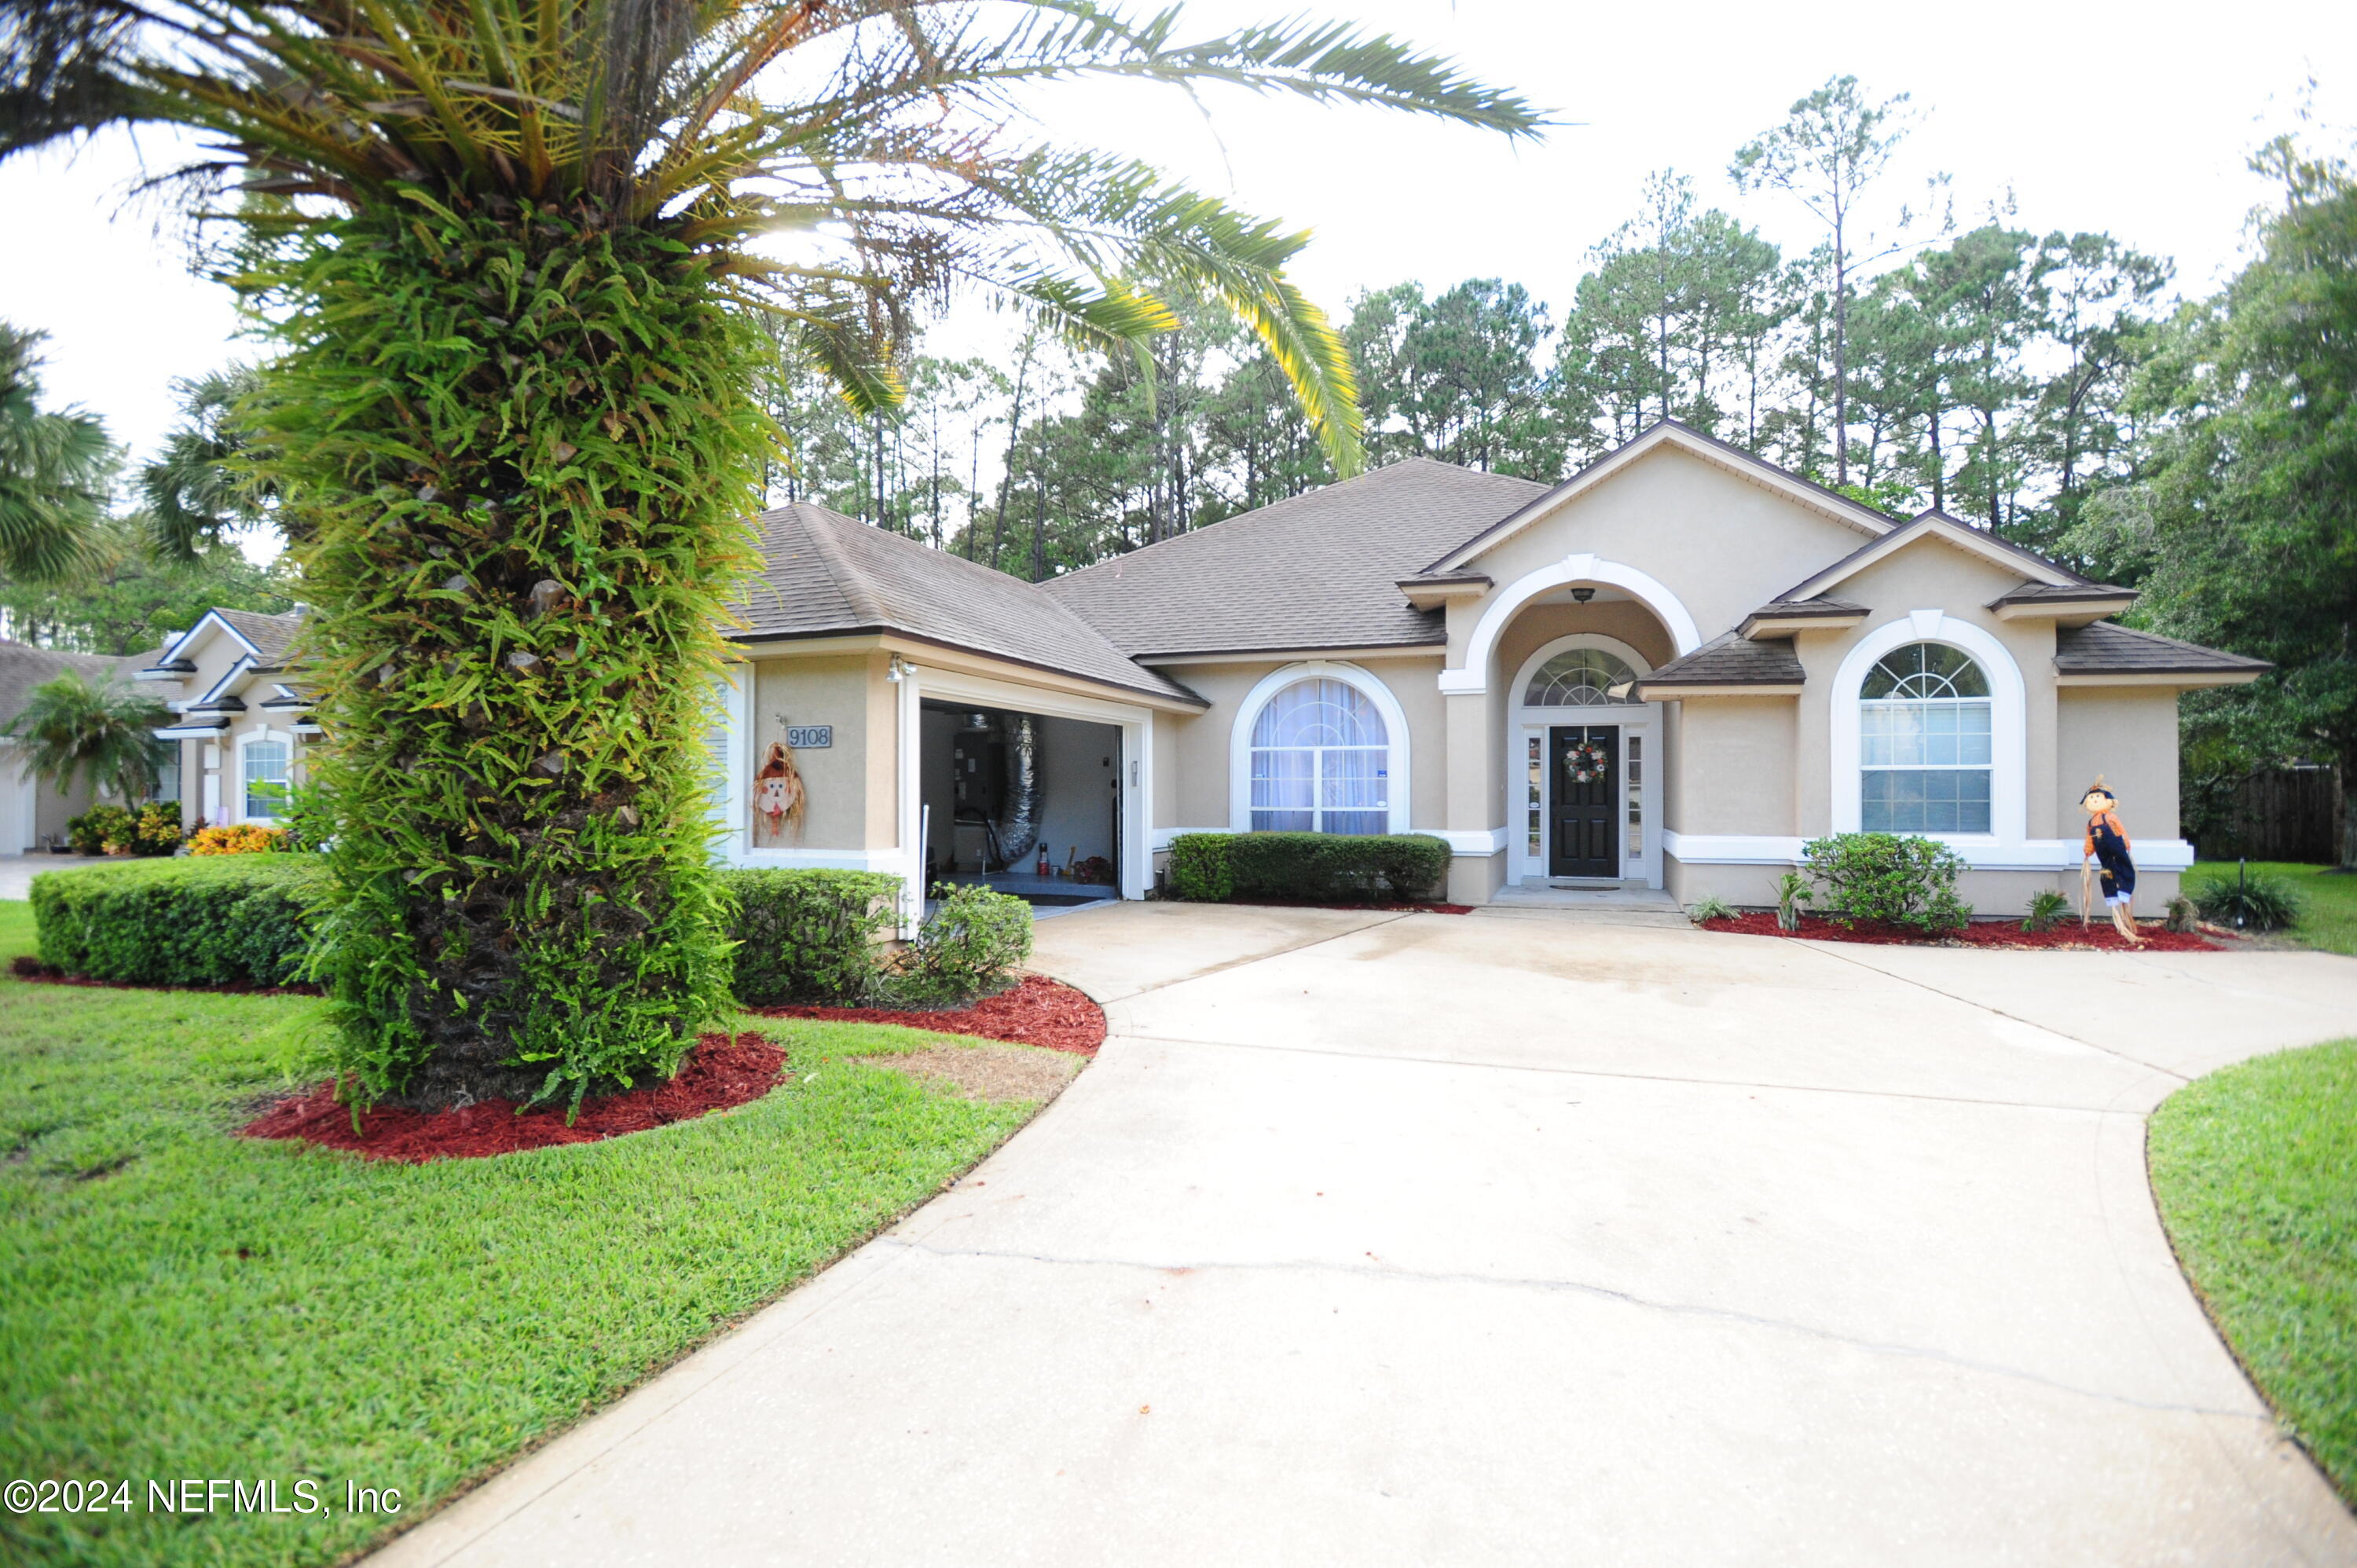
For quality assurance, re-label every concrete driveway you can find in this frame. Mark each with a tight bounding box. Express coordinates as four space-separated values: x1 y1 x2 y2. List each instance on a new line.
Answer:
376 903 2357 1567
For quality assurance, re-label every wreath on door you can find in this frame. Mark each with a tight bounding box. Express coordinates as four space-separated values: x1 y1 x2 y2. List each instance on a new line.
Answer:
1562 738 1610 786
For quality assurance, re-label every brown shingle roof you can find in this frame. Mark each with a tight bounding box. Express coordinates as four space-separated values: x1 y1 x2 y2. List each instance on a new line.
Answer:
1042 459 1549 658
1744 595 1866 620
729 504 1201 705
212 608 303 667
1990 581 2135 606
2054 622 2271 676
0 641 162 728
1637 632 1805 689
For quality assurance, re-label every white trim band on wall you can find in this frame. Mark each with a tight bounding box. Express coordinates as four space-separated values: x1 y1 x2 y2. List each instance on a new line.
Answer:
1662 830 2197 872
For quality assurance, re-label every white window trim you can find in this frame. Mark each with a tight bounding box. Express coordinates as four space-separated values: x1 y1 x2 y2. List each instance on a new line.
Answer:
233 723 293 825
1831 610 2026 848
1505 634 1662 888
1230 661 1411 837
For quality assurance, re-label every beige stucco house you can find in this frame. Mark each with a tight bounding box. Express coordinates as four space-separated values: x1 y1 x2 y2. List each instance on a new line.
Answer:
141 422 2268 918
1 639 175 852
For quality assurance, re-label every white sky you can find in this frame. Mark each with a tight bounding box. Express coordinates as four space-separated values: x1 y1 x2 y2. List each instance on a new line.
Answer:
2 0 2350 468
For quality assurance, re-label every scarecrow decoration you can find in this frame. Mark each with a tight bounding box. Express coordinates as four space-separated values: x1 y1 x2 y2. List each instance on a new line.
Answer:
753 738 806 846
2078 776 2141 946
1562 738 1611 786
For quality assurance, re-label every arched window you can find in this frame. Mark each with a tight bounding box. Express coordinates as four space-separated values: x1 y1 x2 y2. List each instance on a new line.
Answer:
1249 678 1389 834
1523 647 1640 706
1860 643 1991 833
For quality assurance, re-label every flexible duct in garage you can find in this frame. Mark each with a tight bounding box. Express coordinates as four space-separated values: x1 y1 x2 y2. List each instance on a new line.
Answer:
991 714 1041 869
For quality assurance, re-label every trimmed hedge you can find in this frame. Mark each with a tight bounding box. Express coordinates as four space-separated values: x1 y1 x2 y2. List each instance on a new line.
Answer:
726 868 902 1005
31 856 333 987
26 860 962 1009
1166 831 1451 904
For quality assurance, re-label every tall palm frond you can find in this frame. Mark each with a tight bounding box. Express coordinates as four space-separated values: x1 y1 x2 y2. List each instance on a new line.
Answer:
4 667 169 799
0 0 1549 470
0 323 112 581
140 365 271 562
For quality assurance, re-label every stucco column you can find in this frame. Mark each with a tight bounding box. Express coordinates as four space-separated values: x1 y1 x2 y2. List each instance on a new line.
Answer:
1444 690 1505 902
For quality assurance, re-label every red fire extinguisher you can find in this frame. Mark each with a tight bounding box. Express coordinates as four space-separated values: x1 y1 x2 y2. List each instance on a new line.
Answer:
1036 846 1050 877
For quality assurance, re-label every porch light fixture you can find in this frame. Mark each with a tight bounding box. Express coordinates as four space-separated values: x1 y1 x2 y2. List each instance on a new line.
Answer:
885 655 915 683
1570 587 1595 603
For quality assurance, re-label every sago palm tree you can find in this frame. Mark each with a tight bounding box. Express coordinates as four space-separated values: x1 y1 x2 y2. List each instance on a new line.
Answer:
0 0 1545 1111
5 668 170 802
0 322 112 582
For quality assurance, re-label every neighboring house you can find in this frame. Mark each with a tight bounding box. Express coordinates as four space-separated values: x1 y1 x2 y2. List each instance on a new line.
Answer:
145 421 2270 914
139 608 313 831
0 639 175 853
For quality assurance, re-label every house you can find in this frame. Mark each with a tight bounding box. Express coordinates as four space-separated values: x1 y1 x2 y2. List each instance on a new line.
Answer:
145 422 2270 915
0 639 177 852
137 607 313 831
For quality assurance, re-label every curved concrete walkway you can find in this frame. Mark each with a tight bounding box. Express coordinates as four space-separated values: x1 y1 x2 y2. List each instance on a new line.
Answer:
376 904 2357 1566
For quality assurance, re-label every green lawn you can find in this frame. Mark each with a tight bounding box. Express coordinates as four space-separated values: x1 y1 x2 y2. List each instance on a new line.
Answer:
2188 860 2357 955
0 900 1056 1566
2149 1037 2357 1503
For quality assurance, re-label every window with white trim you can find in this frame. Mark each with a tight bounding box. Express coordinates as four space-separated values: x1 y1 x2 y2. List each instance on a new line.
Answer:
242 739 289 820
1859 643 1991 833
1248 678 1388 834
1523 647 1640 706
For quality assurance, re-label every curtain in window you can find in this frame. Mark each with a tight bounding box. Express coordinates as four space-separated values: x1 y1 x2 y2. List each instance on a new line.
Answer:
1249 679 1389 833
1860 643 1992 833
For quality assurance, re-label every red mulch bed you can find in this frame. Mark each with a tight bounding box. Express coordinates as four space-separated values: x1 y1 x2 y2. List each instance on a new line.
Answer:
9 955 321 996
240 1032 786 1164
1699 910 2225 951
752 973 1107 1057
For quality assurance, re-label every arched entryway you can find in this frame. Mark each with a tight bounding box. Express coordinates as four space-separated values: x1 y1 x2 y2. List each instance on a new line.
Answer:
1501 612 1673 888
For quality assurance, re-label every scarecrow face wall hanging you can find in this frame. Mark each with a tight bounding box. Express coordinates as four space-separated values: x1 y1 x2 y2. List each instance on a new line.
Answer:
753 739 806 846
2078 776 2142 945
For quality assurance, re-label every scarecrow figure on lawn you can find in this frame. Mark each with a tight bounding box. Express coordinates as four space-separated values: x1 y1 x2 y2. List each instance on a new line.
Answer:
2079 777 2143 946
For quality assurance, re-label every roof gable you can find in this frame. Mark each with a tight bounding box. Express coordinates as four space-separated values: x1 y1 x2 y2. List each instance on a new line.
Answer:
1423 421 1894 577
1780 511 2082 602
154 607 303 672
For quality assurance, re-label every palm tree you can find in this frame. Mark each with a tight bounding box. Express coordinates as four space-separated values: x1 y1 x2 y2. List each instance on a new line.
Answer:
5 669 170 802
0 0 1545 1111
0 323 112 581
141 366 273 562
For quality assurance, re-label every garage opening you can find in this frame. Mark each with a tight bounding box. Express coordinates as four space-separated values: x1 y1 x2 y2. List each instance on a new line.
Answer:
919 702 1122 915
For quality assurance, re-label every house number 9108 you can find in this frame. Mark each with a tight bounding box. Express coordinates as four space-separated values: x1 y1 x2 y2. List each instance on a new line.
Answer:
785 726 831 749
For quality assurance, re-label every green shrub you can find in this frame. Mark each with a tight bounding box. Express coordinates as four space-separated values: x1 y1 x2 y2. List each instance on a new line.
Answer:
130 801 183 855
1689 893 1737 923
65 804 134 856
1168 833 1234 902
2190 870 2305 932
884 884 1034 1006
30 857 332 987
1800 833 1972 932
1166 831 1450 903
1774 871 1812 932
2022 888 2072 932
722 867 901 1005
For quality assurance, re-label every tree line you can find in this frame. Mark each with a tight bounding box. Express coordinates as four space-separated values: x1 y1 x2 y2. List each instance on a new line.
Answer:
771 78 2173 573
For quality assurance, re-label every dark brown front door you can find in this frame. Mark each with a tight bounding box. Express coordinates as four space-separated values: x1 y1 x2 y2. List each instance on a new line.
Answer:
1549 726 1618 878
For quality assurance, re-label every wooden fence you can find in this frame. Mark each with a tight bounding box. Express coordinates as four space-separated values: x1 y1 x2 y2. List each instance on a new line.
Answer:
2190 767 2340 863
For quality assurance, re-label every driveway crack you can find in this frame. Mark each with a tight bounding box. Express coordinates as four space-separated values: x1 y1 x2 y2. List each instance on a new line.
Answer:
875 1236 2262 1421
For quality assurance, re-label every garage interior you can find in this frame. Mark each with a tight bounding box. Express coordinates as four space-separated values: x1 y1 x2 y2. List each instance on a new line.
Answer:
919 702 1122 914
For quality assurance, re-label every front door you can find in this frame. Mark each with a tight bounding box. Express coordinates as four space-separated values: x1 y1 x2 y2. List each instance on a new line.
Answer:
1549 725 1618 878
